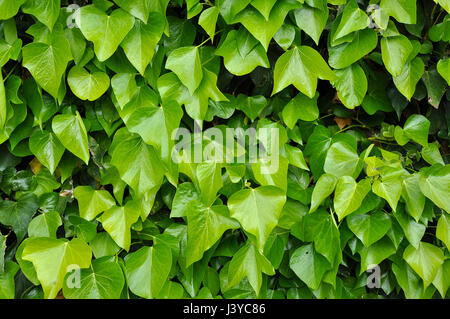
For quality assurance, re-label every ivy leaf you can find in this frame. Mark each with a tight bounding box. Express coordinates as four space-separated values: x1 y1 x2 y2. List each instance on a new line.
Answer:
63 257 125 299
110 128 166 198
290 243 330 290
112 0 151 22
67 66 110 101
215 28 269 76
332 0 370 45
393 57 425 101
0 261 19 299
196 162 224 206
282 92 319 128
186 201 239 266
52 112 90 164
0 72 5 129
381 35 413 77
22 0 60 32
22 32 72 99
328 29 378 69
436 214 450 251
293 2 328 45
347 211 391 247
437 58 450 85
393 204 425 249
334 177 371 221
226 240 275 295
432 260 450 298
170 182 199 218
121 14 165 75
76 6 135 62
372 178 402 212
22 237 92 299
228 186 286 250
419 164 450 213
401 174 425 222
236 0 300 50
28 130 65 174
166 46 203 95
74 186 116 221
199 6 220 41
100 200 142 252
28 211 62 239
335 64 368 109
324 141 360 178
403 114 430 147
0 193 39 242
272 46 336 98
124 243 173 299
0 0 27 20
403 242 444 288
359 237 396 274
309 174 337 214
380 0 416 24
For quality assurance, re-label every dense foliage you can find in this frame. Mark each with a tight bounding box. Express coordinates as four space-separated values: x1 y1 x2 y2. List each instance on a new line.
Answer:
0 0 449 299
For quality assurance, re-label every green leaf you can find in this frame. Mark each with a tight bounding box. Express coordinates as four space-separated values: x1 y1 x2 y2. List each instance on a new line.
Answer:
124 243 172 299
331 0 370 45
199 6 220 41
403 242 444 288
437 213 450 251
215 28 269 76
166 46 203 95
226 240 275 295
334 177 371 221
335 64 368 109
228 186 286 250
401 173 426 222
121 15 165 75
0 193 39 241
437 58 450 85
52 112 90 164
0 72 7 129
324 141 360 178
293 2 328 45
272 46 336 98
418 164 450 214
310 173 337 213
422 142 445 166
0 0 27 20
432 260 450 298
22 0 60 32
381 35 413 77
100 200 141 252
393 57 425 101
393 204 425 248
28 211 62 239
329 29 378 69
22 237 92 299
110 129 166 198
28 130 65 174
372 178 402 212
282 92 319 128
76 6 135 62
67 66 110 101
186 201 239 266
22 32 72 98
403 114 430 146
290 243 330 290
380 0 416 24
0 261 19 299
359 237 396 274
347 211 391 247
74 186 116 221
63 257 125 299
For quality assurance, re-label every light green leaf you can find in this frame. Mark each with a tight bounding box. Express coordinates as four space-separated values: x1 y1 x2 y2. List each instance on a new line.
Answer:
401 174 425 222
359 237 396 274
393 204 426 248
334 177 371 221
437 58 450 85
52 112 90 164
282 92 319 128
381 35 413 77
22 237 92 299
63 257 125 299
324 141 360 178
437 213 450 251
293 2 328 45
28 130 65 174
28 211 62 239
272 46 336 98
432 260 450 298
124 243 172 299
347 211 391 247
74 186 116 221
290 243 330 290
76 6 135 61
310 174 337 213
372 178 402 212
67 66 110 101
393 57 425 101
186 201 239 266
335 64 368 109
332 0 370 45
0 261 19 299
0 72 5 129
22 0 60 32
166 46 203 95
419 164 450 214
199 6 220 41
228 186 286 250
403 242 444 288
227 240 275 295
0 0 27 20
380 0 416 24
